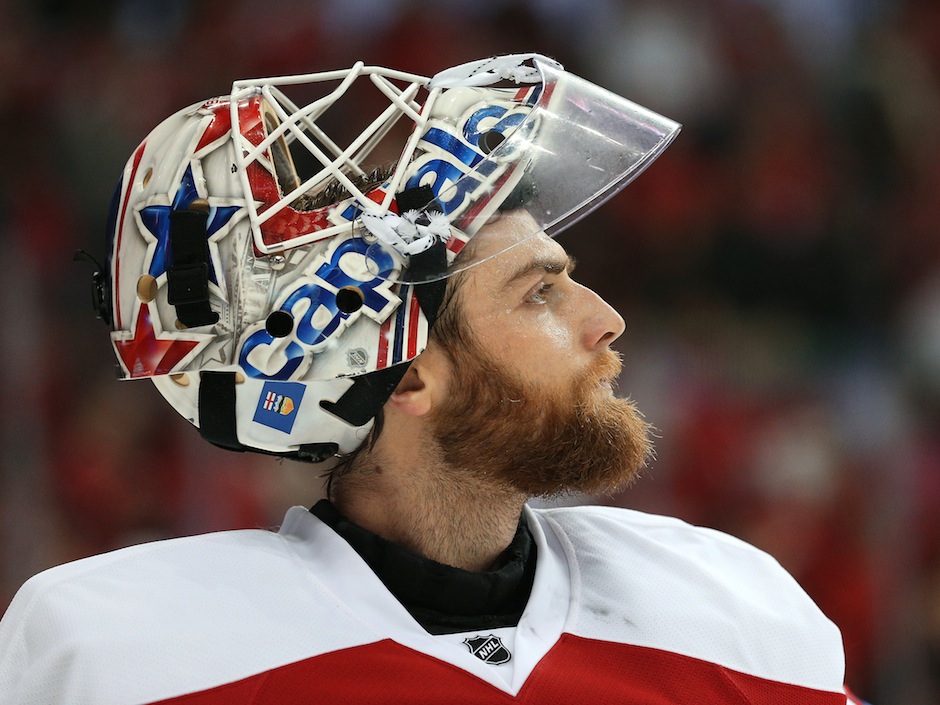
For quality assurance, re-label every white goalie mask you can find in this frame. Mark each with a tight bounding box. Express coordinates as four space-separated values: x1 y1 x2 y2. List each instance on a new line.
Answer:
98 53 680 461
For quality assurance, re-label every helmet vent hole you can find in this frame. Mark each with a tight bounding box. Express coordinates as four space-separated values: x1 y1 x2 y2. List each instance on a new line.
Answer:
336 286 364 314
142 167 153 188
265 310 295 338
479 130 505 155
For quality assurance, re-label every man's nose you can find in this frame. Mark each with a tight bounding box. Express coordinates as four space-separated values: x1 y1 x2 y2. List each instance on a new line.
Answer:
579 286 626 349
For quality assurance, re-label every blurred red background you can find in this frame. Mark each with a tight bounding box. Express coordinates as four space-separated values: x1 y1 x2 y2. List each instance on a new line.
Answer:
2 1 939 702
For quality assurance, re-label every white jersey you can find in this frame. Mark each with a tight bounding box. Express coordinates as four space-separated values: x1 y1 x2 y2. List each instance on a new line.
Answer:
0 505 852 704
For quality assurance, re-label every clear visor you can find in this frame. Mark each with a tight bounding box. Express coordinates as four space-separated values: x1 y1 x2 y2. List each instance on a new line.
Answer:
367 59 681 284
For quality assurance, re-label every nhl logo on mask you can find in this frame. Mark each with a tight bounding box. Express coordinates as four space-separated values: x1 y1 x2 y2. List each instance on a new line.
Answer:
463 635 511 665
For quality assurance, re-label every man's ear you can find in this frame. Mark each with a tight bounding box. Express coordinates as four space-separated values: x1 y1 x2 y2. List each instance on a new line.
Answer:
387 348 449 417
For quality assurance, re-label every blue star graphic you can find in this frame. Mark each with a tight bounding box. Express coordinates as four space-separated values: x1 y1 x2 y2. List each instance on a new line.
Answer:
138 165 241 284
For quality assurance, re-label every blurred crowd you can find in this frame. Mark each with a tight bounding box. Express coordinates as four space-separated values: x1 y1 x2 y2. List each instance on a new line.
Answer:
2 0 939 702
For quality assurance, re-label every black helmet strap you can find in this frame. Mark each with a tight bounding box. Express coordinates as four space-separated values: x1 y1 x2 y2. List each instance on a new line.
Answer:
167 206 219 329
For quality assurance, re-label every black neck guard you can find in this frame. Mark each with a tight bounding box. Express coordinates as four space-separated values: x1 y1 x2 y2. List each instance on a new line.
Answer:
311 499 537 635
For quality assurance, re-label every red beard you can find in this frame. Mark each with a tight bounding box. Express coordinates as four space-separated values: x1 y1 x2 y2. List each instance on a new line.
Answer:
430 343 652 498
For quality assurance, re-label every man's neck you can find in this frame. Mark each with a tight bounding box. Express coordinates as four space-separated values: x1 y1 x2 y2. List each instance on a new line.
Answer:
330 455 527 572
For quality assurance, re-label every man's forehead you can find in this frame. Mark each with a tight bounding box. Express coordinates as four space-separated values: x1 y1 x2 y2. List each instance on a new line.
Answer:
465 211 566 271
468 232 567 291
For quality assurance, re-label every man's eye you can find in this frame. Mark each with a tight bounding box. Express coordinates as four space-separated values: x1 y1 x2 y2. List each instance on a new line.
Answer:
527 283 553 304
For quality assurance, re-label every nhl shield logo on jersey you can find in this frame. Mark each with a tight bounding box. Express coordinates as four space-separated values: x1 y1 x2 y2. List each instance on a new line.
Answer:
463 635 511 665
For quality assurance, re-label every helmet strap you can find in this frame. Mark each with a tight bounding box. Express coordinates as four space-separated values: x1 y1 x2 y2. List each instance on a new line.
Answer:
409 242 448 326
197 370 243 452
320 363 412 427
393 184 450 326
167 206 219 329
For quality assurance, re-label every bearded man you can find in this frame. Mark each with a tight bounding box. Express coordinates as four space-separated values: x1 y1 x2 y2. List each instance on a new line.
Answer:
328 210 652 569
0 55 861 704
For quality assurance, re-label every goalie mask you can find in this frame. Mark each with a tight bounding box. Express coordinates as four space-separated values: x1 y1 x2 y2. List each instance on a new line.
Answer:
96 53 680 461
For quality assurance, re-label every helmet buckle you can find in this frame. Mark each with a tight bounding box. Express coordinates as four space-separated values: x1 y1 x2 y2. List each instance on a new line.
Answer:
73 249 112 326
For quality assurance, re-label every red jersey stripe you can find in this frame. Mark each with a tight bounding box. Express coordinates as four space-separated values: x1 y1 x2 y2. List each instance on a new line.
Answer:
151 634 846 705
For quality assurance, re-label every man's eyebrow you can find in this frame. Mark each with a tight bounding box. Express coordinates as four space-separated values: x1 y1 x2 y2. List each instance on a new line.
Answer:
502 254 577 289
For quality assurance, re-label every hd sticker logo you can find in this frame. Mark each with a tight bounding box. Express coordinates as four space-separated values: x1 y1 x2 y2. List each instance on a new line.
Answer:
253 381 305 434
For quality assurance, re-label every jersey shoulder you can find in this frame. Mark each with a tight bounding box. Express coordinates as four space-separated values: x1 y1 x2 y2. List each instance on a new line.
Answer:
0 526 291 655
536 503 790 573
530 504 846 692
5 524 284 613
0 509 381 705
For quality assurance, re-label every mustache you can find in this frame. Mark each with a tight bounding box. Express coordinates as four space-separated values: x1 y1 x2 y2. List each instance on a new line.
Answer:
592 348 623 385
